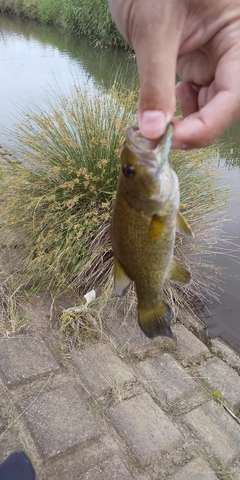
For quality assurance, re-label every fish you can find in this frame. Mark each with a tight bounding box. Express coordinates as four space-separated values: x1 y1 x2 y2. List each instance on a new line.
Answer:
110 123 194 339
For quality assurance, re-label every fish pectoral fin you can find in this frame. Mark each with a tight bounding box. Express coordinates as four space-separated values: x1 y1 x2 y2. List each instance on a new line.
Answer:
148 214 166 242
138 302 174 339
167 258 191 284
113 256 132 297
177 211 194 238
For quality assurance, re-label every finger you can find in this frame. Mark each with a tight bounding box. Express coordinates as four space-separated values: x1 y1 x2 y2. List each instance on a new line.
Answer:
172 89 239 149
136 36 179 139
132 5 186 139
176 81 199 118
177 50 215 85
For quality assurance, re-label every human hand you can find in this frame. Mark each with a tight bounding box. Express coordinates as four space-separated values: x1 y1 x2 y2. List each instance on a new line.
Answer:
108 0 240 149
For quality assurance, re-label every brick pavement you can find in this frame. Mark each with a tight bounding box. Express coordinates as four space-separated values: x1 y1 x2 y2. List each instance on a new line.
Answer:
0 314 240 480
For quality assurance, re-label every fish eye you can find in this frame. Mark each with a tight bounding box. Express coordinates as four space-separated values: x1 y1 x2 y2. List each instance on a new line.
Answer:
123 164 135 177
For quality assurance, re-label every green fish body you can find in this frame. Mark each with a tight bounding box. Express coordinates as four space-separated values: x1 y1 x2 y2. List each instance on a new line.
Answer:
111 123 193 338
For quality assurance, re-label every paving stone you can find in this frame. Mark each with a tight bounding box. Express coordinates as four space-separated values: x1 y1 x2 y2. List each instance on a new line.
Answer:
138 353 207 413
232 463 240 480
169 456 218 479
18 385 101 459
197 357 240 414
173 324 211 366
183 400 240 463
0 428 27 463
104 305 175 357
108 392 181 465
0 335 60 386
37 435 120 480
79 455 134 480
210 338 240 374
72 344 135 397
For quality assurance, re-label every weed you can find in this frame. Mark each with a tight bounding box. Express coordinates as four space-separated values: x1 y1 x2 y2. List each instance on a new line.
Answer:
59 305 100 348
0 278 29 334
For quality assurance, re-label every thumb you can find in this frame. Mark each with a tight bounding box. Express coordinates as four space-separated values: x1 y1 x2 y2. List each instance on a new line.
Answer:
132 7 185 139
137 46 177 140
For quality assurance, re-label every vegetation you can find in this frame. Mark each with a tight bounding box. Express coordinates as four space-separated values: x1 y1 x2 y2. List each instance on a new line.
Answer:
0 84 136 294
0 83 226 327
0 0 128 48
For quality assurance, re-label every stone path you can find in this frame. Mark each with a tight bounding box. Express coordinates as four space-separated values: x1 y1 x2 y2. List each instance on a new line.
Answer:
0 310 240 480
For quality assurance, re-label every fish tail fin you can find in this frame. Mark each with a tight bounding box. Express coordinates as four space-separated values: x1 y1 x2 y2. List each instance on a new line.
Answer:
138 302 174 339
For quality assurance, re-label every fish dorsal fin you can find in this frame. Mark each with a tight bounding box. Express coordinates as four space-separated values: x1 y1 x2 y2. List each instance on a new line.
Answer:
167 257 191 284
177 211 194 238
113 256 132 297
148 214 166 242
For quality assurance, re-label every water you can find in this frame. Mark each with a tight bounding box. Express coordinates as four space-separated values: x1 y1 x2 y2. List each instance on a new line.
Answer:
0 14 136 145
1 13 240 351
204 133 240 349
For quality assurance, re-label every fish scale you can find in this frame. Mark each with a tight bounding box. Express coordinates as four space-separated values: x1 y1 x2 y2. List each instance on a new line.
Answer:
111 123 194 338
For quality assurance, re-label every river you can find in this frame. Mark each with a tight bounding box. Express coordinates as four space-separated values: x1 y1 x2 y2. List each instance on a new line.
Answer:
1 13 240 351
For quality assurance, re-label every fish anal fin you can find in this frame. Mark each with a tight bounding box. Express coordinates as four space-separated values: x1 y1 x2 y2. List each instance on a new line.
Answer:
138 302 174 338
168 258 191 284
113 256 132 297
148 215 166 242
177 211 194 238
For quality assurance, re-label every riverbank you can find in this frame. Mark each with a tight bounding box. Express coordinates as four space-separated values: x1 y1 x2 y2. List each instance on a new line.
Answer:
0 0 128 48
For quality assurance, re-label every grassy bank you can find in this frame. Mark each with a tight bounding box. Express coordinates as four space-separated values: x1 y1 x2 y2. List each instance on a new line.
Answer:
0 83 225 325
0 0 128 48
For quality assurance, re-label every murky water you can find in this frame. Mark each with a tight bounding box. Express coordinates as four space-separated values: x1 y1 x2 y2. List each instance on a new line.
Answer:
0 14 136 145
1 13 240 351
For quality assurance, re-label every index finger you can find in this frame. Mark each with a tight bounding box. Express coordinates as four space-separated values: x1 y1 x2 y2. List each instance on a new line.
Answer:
172 87 239 149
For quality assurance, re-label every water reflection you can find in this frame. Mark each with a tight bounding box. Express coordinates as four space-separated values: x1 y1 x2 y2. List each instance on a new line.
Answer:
203 163 240 346
219 123 240 168
0 13 137 145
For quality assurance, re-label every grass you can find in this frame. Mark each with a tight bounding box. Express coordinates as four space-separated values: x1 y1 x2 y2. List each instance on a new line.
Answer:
0 81 227 341
207 457 235 480
0 0 128 48
0 272 29 334
0 83 137 295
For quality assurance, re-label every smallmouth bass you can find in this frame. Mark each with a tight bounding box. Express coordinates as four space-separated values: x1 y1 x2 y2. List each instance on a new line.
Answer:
111 123 194 338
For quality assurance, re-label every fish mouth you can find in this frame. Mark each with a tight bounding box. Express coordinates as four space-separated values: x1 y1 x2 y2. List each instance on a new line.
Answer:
126 123 174 166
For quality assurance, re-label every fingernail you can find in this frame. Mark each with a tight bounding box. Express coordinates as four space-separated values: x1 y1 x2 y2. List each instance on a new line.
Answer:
139 110 167 139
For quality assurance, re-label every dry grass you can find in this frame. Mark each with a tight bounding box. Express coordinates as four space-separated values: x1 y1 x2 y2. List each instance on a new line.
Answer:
0 82 228 340
0 83 136 295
